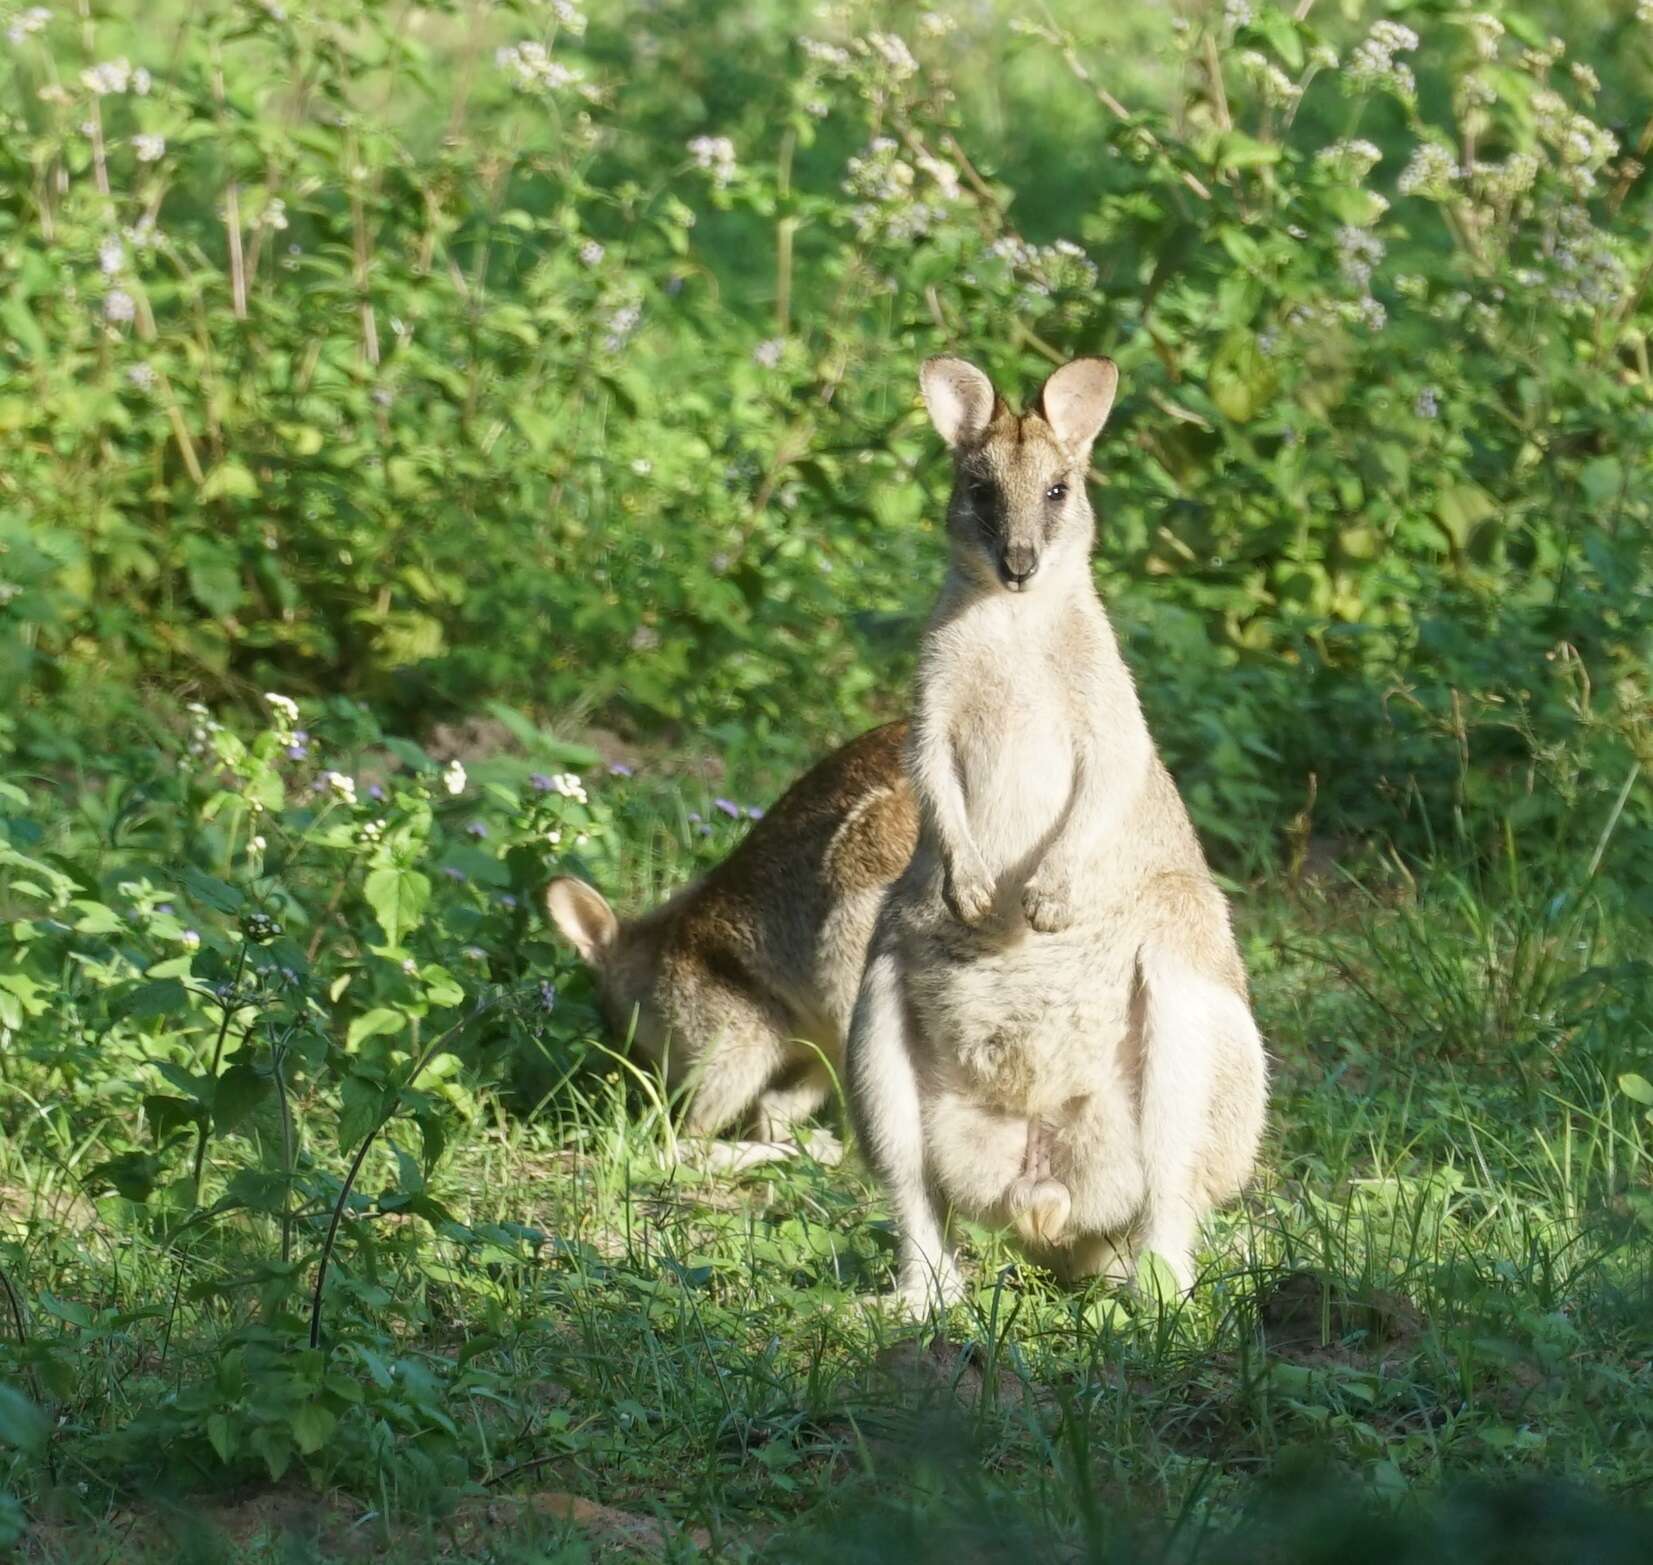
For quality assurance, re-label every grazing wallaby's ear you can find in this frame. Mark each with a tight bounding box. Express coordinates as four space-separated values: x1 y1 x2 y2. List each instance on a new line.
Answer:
1037 357 1119 456
920 356 998 449
546 877 620 966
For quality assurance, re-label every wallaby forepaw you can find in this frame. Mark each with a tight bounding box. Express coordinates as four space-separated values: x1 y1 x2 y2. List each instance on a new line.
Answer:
1021 875 1073 933
943 861 995 927
797 1127 845 1166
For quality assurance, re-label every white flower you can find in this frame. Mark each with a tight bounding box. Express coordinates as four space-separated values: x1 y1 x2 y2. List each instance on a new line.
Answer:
602 302 641 353
497 40 582 94
801 38 851 70
260 197 288 230
551 772 588 804
81 57 132 96
630 458 652 475
1223 0 1254 30
401 957 418 976
7 8 49 45
550 0 586 36
917 12 954 39
1397 142 1461 199
752 337 785 368
1414 386 1440 419
865 31 917 79
104 288 136 323
133 66 150 94
264 691 299 727
687 134 737 188
180 928 201 951
1316 139 1382 181
126 362 157 391
250 834 267 853
544 827 562 847
133 133 166 162
1467 13 1504 62
443 758 467 796
1238 50 1300 110
630 624 660 652
578 238 604 266
1345 21 1419 99
0 581 23 605
324 770 358 805
98 237 125 275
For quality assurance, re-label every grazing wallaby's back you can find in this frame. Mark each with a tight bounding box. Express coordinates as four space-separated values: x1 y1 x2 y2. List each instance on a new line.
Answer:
848 355 1268 1310
547 723 917 1156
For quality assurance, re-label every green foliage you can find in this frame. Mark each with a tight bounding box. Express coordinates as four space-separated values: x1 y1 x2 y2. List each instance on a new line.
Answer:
2 0 1651 861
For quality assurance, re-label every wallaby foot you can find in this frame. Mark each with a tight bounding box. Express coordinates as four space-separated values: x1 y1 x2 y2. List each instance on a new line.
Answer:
675 1137 799 1175
1006 1117 1071 1247
894 1253 967 1317
796 1126 844 1166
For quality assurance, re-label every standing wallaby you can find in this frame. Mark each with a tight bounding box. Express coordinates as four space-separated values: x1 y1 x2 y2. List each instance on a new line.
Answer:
847 355 1267 1311
547 723 917 1167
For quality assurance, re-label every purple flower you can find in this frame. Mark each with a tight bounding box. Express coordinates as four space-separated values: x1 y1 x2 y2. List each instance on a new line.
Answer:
311 776 327 793
697 824 714 837
286 730 310 761
746 805 765 821
442 866 468 882
607 761 635 778
466 820 489 839
498 893 519 910
714 797 740 819
367 783 385 801
538 980 557 1012
157 903 174 916
687 811 702 824
529 772 554 793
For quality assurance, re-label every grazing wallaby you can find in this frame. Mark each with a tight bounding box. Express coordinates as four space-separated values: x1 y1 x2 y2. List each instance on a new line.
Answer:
546 723 917 1167
847 355 1267 1311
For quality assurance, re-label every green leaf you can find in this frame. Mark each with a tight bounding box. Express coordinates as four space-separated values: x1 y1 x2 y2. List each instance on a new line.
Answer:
1618 1073 1653 1106
0 1386 47 1455
114 978 188 1020
363 867 430 947
183 538 245 618
200 459 260 501
289 1401 336 1456
250 1424 292 1481
205 1411 237 1464
213 1062 268 1132
347 1006 406 1049
181 868 245 913
1213 132 1280 170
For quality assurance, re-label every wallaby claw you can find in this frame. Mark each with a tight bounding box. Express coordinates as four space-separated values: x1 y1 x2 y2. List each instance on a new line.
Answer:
943 859 995 927
1021 874 1073 933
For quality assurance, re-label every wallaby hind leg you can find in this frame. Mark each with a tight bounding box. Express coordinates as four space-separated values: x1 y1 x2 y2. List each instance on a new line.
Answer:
1133 944 1258 1291
848 948 963 1313
673 992 806 1172
754 1056 842 1165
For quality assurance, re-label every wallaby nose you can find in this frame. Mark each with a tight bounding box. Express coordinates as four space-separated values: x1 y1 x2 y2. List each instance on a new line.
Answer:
999 544 1039 589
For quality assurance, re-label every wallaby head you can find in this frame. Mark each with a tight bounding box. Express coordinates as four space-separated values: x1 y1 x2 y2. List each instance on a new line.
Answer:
919 355 1118 597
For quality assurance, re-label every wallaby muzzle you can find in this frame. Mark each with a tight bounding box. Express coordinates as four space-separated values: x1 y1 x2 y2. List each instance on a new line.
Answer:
999 543 1040 590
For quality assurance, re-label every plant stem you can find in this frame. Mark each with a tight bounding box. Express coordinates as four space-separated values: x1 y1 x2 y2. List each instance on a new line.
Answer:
190 940 250 1207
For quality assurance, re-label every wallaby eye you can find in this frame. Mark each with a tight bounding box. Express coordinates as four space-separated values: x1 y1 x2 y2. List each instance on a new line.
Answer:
1046 482 1068 503
968 478 994 506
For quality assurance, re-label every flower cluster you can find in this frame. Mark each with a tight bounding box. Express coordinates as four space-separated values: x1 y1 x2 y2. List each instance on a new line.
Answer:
843 136 962 242
1344 20 1419 99
1529 89 1619 196
1237 50 1300 111
496 41 583 95
1316 140 1382 183
687 134 737 188
7 7 48 45
1397 143 1460 200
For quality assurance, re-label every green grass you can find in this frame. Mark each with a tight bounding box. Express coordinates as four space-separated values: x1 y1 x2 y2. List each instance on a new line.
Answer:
5 777 1651 1562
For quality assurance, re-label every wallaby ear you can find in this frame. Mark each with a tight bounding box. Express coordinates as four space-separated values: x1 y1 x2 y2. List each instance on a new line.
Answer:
1037 357 1119 455
920 355 998 449
545 876 620 966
